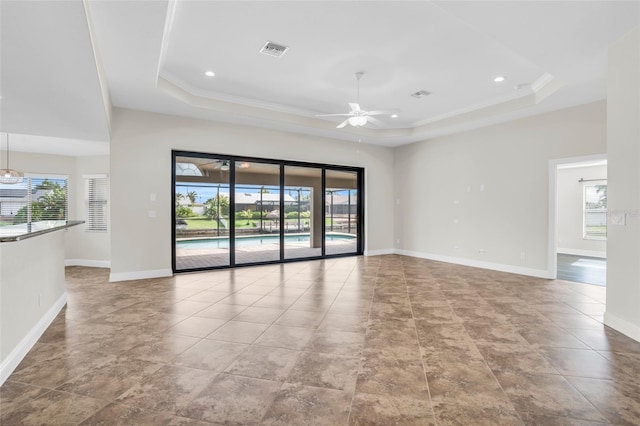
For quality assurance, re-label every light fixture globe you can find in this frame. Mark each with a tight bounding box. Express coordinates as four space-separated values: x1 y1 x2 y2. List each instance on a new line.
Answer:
348 116 367 127
1 134 24 185
0 168 24 184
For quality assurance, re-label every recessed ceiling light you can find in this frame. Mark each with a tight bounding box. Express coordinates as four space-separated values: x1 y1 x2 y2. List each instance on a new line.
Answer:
391 114 398 118
411 90 431 99
493 75 506 83
204 71 215 77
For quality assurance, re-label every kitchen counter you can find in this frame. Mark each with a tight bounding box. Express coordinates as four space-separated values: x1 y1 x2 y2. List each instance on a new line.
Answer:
0 220 84 242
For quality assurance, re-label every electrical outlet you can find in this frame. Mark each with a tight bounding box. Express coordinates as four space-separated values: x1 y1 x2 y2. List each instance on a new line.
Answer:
478 249 485 255
520 252 526 260
38 294 42 307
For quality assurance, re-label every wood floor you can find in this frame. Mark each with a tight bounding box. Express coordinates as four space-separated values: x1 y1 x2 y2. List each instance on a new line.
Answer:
1 255 639 424
557 253 607 286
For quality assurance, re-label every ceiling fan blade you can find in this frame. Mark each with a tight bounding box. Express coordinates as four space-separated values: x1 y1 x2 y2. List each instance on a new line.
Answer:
365 110 396 116
348 102 361 112
366 116 385 127
336 118 350 129
316 113 354 117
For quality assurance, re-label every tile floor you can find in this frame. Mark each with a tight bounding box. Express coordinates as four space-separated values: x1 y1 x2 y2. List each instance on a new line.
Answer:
1 254 639 425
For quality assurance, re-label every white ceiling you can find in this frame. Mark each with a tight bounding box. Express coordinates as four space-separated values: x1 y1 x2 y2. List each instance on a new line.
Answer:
1 1 639 152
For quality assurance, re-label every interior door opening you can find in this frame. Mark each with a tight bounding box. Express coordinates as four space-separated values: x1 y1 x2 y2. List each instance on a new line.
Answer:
554 158 607 286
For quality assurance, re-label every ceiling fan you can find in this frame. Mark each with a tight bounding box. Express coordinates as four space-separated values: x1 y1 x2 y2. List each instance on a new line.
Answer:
317 72 392 129
208 160 250 171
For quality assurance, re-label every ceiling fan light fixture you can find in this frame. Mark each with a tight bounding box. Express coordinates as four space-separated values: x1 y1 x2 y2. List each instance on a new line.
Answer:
348 116 367 127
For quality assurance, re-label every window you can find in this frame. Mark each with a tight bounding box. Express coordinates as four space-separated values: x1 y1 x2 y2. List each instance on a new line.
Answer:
0 174 68 226
85 175 108 232
584 182 607 240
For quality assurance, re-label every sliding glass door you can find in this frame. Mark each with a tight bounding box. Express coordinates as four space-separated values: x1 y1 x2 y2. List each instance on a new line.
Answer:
234 160 281 265
284 165 323 260
325 169 359 256
173 151 363 272
174 155 231 270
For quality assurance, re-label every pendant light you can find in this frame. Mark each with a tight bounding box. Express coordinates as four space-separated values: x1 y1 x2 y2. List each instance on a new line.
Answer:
0 134 24 184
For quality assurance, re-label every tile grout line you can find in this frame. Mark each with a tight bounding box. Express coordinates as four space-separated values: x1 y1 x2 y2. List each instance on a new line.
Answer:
404 259 438 426
452 285 528 425
344 259 379 426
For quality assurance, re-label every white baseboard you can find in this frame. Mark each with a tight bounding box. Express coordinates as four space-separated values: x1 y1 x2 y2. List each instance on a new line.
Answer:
0 293 67 386
557 248 607 259
364 248 395 256
109 268 173 282
65 259 111 268
604 312 640 342
394 249 554 279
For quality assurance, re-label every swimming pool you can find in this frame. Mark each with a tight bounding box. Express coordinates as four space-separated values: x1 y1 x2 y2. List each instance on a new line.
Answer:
176 234 355 249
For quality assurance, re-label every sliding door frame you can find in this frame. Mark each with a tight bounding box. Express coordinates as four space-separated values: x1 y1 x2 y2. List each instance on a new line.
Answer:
172 150 364 273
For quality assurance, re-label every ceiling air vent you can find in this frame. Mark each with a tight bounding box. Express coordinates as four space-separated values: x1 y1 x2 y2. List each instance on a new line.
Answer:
411 90 431 99
260 41 289 58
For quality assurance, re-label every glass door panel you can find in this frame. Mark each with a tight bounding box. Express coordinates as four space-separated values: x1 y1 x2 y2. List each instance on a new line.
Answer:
284 165 322 259
325 169 359 255
174 156 231 270
234 161 281 265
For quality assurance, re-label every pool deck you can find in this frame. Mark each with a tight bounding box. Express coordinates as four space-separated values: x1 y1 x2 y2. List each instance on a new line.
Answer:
176 239 357 269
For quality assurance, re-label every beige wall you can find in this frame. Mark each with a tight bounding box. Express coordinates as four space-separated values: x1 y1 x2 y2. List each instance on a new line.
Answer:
109 108 394 280
557 164 607 257
0 230 67 383
605 27 640 341
394 101 607 277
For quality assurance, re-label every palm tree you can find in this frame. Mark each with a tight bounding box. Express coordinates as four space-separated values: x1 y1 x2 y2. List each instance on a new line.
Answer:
204 195 229 220
175 193 185 207
186 191 197 205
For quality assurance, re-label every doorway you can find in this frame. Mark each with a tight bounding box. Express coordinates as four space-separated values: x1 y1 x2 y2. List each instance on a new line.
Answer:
552 156 607 286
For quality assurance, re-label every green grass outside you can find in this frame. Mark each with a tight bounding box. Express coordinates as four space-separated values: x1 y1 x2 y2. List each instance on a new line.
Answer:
586 225 607 237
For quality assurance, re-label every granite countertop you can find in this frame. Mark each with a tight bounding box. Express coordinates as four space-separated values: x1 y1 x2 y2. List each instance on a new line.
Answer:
0 220 85 242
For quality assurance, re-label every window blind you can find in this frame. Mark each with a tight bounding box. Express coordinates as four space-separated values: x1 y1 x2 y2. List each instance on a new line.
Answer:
0 174 68 225
86 175 108 232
